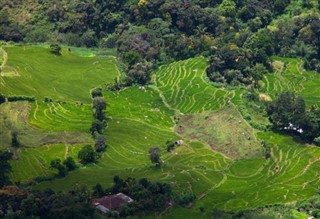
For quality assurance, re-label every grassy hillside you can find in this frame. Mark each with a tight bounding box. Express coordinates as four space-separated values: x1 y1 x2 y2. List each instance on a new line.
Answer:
263 57 320 106
0 46 119 103
0 48 319 218
154 57 243 114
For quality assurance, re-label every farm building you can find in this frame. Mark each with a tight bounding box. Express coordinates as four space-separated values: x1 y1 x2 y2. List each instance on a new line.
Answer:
93 193 133 213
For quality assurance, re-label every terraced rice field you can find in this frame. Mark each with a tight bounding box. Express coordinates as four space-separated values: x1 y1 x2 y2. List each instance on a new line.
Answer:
1 46 319 218
30 101 92 132
0 46 119 103
263 57 320 106
154 57 243 114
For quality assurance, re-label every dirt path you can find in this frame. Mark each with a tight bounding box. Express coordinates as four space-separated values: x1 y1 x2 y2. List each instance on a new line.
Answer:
0 48 8 69
65 144 69 158
33 100 39 120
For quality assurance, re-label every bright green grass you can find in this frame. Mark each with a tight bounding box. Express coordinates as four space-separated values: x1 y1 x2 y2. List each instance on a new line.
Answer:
9 143 86 182
153 57 243 114
262 57 320 106
3 55 319 218
29 101 92 132
0 101 92 149
104 87 174 130
0 46 119 103
34 121 320 217
28 87 175 132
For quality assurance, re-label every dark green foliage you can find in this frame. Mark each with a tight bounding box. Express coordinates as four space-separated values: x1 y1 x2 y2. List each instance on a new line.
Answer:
63 157 77 171
90 87 102 99
50 159 67 177
7 95 35 102
94 134 106 152
0 93 6 104
126 62 152 85
148 146 162 166
50 44 62 55
108 176 175 216
166 140 175 152
267 92 320 142
92 183 105 198
0 150 13 188
11 130 19 148
92 96 107 121
90 119 105 135
0 186 95 219
267 92 306 129
78 145 96 164
175 192 196 207
123 50 141 67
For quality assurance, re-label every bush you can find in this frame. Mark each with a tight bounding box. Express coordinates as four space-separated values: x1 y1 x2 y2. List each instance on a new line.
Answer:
63 157 77 171
91 87 102 98
7 95 35 102
78 145 97 164
94 135 107 152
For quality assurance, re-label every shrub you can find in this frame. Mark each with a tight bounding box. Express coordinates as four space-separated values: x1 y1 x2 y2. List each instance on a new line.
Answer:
78 145 97 164
7 95 35 102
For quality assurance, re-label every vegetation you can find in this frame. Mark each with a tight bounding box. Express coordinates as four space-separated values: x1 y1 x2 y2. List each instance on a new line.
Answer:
0 150 13 188
78 145 97 165
0 0 320 218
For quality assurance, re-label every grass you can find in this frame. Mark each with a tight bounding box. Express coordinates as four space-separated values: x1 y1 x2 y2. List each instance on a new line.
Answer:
262 57 320 106
175 105 263 159
29 101 93 132
104 87 175 130
9 143 87 182
153 57 243 114
0 101 92 150
0 46 119 103
1 48 319 218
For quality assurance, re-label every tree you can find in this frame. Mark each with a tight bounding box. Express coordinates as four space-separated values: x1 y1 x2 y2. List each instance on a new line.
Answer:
78 145 96 164
0 150 13 188
50 159 67 177
11 130 19 148
92 97 107 121
123 50 141 67
148 146 162 166
94 135 107 152
90 119 105 135
92 183 105 198
63 157 77 171
91 87 103 98
50 44 62 55
166 140 175 152
267 92 305 129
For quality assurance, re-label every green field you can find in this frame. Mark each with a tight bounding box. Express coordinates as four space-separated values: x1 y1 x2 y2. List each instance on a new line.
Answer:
0 46 119 103
0 46 319 218
263 57 320 106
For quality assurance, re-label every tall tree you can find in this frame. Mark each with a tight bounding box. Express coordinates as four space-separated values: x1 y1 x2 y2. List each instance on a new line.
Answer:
92 97 107 121
148 146 162 166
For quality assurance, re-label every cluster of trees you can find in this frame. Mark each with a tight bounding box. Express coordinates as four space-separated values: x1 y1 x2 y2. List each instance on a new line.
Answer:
50 157 77 177
0 185 96 219
90 88 107 135
93 176 195 217
90 88 108 153
2 0 319 86
267 91 320 144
